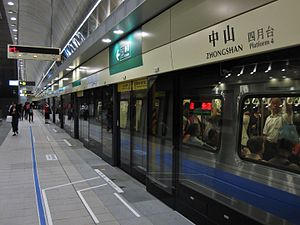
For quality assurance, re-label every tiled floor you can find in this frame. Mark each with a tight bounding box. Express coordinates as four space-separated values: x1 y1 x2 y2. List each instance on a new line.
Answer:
0 111 194 225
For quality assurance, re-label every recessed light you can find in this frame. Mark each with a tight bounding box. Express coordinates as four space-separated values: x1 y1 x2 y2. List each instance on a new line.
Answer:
8 10 16 14
14 37 17 40
11 24 16 27
12 28 17 32
102 38 111 43
10 17 16 21
113 29 124 35
8 2 14 6
33 55 38 58
66 68 72 71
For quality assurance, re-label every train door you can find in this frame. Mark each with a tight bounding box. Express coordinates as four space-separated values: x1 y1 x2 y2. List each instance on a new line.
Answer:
118 80 148 183
62 94 75 137
147 75 176 207
119 91 131 172
78 92 90 145
176 69 223 223
87 88 102 154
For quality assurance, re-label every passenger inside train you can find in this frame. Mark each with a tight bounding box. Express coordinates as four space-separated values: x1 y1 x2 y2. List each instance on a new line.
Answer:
241 96 300 171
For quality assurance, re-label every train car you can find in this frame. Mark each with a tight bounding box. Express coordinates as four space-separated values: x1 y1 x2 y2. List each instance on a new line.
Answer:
37 0 300 224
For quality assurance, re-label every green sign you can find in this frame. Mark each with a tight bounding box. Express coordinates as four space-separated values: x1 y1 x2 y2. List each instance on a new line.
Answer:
72 80 81 87
109 29 143 75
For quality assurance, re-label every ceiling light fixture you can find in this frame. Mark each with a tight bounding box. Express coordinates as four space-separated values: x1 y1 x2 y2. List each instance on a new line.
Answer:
113 29 124 35
102 38 111 43
11 24 16 27
225 73 231 78
10 17 16 21
12 28 17 32
237 66 244 77
250 63 257 75
8 2 14 6
265 62 272 73
8 10 16 14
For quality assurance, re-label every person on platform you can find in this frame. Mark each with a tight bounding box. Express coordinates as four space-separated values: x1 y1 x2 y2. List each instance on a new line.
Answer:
9 103 19 136
44 103 50 124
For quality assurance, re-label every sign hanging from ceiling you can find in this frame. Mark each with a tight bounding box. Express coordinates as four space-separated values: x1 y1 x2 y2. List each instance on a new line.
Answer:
109 29 143 75
7 44 61 61
19 80 35 86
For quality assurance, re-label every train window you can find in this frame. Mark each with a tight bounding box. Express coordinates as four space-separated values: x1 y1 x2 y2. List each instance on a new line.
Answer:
182 97 222 152
240 96 300 172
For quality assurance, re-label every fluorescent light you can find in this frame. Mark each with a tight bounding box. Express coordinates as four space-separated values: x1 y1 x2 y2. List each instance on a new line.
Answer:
8 10 16 14
11 24 16 27
14 37 17 40
113 29 124 35
102 38 111 43
12 28 17 32
66 68 72 71
61 0 103 53
10 17 16 21
69 65 75 69
8 2 14 6
62 78 69 80
37 0 102 90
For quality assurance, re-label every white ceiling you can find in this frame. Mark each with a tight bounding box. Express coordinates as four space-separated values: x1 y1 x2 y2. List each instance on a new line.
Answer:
2 0 94 84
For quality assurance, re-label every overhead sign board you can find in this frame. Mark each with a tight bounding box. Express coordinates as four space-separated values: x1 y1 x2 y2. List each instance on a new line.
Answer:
7 44 61 61
19 81 35 86
9 80 19 86
109 29 143 75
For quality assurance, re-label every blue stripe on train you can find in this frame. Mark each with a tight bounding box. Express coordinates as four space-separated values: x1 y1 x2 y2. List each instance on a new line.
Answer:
120 136 300 224
155 151 300 225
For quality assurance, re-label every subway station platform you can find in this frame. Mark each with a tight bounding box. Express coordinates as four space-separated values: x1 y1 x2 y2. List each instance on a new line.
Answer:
0 111 194 225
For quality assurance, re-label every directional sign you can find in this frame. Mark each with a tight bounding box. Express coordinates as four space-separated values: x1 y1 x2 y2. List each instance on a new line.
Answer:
19 80 35 86
7 44 61 61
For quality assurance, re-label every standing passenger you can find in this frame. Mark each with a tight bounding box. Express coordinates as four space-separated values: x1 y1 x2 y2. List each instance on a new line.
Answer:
28 103 34 123
263 98 292 160
44 103 50 124
9 103 19 136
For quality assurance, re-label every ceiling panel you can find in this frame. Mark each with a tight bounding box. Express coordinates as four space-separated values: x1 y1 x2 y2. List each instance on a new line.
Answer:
2 0 94 84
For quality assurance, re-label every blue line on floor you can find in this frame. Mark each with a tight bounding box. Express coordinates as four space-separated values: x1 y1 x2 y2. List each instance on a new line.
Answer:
30 127 46 225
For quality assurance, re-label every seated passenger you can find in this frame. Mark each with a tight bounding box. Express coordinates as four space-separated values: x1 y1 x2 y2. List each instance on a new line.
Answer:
268 138 299 169
183 124 205 146
245 136 264 161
